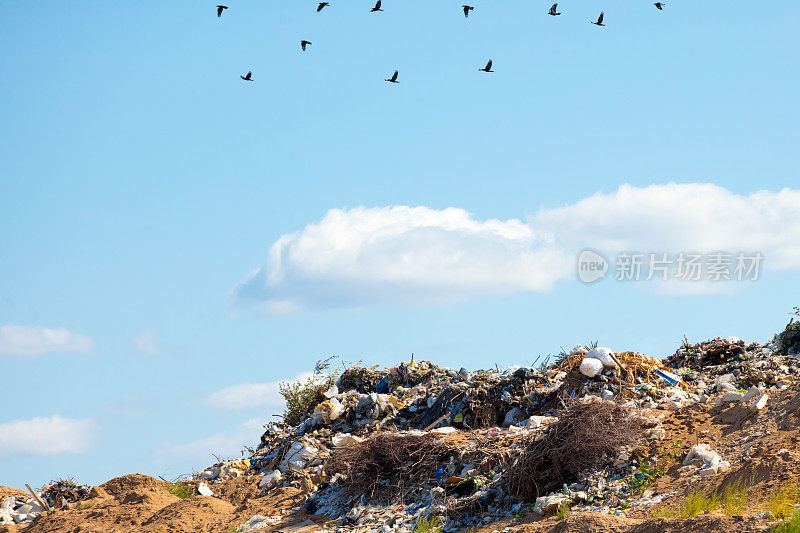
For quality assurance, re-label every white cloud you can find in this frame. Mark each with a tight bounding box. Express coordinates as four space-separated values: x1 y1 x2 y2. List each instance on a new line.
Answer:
235 206 571 311
528 183 800 268
0 416 96 456
0 325 94 356
134 330 163 356
234 184 800 310
160 418 264 462
206 372 314 410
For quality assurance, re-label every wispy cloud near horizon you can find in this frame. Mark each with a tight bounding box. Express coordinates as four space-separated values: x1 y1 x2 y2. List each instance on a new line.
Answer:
206 372 314 410
0 416 96 456
0 325 94 356
159 418 264 462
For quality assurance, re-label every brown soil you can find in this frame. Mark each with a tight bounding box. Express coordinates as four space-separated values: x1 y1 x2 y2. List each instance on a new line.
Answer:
5 474 318 533
629 384 800 517
0 487 28 500
517 512 771 533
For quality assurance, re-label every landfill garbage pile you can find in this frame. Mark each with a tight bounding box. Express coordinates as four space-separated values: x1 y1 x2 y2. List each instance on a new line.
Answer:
183 330 800 533
665 336 799 391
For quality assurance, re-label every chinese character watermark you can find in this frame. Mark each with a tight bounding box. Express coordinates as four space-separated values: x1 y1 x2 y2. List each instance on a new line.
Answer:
577 250 763 283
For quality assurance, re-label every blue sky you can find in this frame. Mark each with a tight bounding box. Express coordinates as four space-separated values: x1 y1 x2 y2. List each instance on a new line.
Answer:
1 1 799 488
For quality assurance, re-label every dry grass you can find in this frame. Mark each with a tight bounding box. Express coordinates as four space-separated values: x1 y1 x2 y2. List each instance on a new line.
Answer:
503 400 644 500
324 433 451 498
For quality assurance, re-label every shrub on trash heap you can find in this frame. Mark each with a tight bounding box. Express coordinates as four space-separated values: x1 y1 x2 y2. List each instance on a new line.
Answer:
279 358 337 426
324 433 451 498
777 307 800 355
503 400 644 501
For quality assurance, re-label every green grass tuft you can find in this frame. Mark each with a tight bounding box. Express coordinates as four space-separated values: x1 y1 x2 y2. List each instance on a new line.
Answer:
774 509 800 533
679 489 720 517
412 515 443 533
770 480 800 522
556 501 571 520
164 481 196 499
721 477 752 515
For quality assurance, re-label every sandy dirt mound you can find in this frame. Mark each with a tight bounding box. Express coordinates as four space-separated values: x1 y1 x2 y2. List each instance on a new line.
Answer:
17 474 315 533
0 487 28 501
627 384 800 517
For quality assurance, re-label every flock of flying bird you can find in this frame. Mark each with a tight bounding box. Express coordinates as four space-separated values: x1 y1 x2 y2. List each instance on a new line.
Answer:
217 2 668 83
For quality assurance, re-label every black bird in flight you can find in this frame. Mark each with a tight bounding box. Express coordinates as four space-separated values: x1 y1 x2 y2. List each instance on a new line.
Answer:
301 40 312 51
548 3 561 16
591 12 605 26
240 71 253 81
216 5 228 17
317 2 329 12
479 59 493 72
654 2 665 9
371 1 383 12
385 70 399 83
462 5 474 18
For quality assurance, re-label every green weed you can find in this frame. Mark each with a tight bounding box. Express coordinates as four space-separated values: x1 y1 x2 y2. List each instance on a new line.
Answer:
680 489 720 517
412 515 443 533
279 358 337 426
627 440 683 495
769 480 800 521
721 477 751 515
774 509 800 533
164 481 196 499
556 501 571 521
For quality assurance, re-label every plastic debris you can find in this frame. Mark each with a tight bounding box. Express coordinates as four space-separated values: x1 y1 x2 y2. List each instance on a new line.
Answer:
197 482 214 496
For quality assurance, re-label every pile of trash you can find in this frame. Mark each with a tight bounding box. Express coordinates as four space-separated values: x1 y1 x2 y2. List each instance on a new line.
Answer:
665 336 757 369
40 479 92 509
188 330 800 532
0 479 91 526
0 494 46 526
1 491 45 526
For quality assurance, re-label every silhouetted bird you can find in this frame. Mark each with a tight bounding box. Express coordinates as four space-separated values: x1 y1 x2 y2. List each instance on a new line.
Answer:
385 70 399 83
592 12 605 26
463 5 474 18
301 40 312 51
317 2 329 12
240 71 253 81
548 3 561 16
371 1 383 12
479 59 493 72
216 5 228 17
654 2 665 9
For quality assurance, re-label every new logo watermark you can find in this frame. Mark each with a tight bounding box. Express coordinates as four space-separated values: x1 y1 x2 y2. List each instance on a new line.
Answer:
577 249 609 283
577 250 763 284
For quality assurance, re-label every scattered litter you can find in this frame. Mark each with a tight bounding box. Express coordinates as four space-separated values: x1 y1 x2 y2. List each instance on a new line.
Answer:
197 482 214 496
